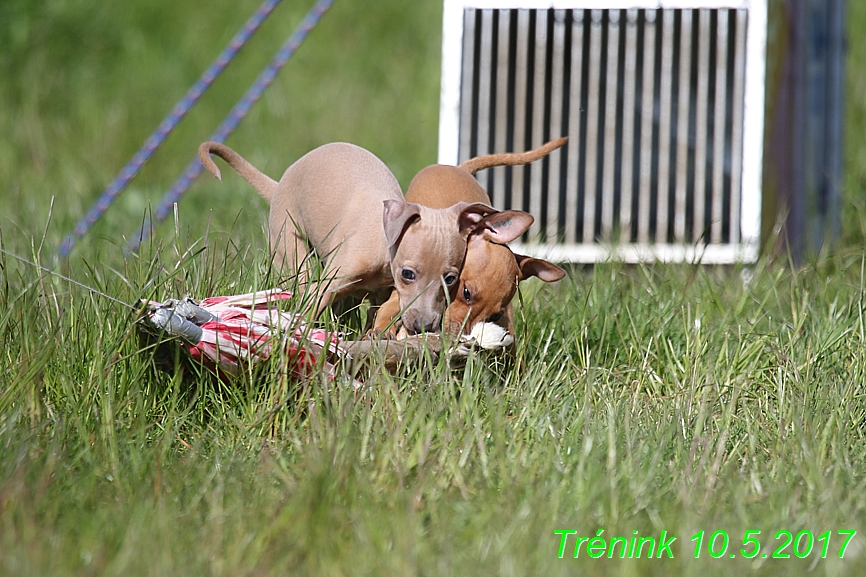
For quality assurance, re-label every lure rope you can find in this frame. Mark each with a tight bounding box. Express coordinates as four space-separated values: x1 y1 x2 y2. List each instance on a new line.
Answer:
129 0 335 252
56 0 284 258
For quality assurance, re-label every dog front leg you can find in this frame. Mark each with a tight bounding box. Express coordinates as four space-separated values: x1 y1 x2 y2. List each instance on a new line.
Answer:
368 289 402 338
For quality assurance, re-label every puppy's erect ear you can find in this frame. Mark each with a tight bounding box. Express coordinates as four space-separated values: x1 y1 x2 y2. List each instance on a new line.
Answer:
451 202 497 240
471 210 534 244
383 200 422 248
515 253 567 282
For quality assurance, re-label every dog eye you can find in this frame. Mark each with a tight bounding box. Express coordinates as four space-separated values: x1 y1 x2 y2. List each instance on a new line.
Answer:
401 269 416 282
463 287 471 303
489 312 502 323
444 273 457 286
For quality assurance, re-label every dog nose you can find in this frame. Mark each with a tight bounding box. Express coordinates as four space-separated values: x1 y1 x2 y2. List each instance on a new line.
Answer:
412 315 440 334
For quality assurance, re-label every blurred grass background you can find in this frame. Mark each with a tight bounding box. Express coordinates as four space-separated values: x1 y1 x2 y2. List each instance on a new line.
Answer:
0 0 443 258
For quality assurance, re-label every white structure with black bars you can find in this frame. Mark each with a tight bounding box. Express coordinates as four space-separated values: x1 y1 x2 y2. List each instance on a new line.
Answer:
439 0 768 263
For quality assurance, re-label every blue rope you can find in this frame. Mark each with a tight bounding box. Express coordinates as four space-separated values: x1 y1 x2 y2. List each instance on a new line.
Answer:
56 0 283 258
129 0 335 252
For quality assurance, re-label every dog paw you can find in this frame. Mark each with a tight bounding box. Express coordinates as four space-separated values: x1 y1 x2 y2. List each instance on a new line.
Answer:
364 322 405 341
362 329 379 341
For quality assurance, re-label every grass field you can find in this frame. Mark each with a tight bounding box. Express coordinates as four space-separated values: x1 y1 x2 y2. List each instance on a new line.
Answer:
2 1 866 575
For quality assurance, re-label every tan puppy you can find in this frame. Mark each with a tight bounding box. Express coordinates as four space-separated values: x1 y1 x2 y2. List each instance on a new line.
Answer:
375 138 567 338
199 141 494 334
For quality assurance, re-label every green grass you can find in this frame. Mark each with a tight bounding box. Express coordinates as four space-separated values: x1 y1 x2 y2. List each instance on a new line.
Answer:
3 244 866 576
2 1 866 576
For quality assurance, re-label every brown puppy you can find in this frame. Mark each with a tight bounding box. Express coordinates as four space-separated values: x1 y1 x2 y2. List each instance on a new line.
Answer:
199 141 494 334
375 138 567 339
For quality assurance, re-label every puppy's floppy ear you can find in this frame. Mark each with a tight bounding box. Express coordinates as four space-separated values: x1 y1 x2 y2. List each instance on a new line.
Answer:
451 202 498 239
515 253 566 282
383 199 422 248
471 210 534 244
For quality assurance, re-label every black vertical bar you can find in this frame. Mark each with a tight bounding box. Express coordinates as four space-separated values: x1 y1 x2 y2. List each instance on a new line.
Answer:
764 0 846 261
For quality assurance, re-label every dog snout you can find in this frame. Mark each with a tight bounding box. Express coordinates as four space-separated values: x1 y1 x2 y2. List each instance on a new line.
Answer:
415 316 439 334
405 311 441 334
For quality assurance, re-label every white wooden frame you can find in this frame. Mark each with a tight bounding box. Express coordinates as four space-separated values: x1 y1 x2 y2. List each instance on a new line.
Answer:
438 0 767 263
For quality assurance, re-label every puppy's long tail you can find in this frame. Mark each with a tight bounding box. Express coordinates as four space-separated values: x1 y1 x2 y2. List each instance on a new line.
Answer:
458 136 568 175
198 141 278 202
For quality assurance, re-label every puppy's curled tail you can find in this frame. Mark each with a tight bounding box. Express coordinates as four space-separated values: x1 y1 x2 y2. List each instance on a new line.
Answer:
458 136 568 175
198 141 278 202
